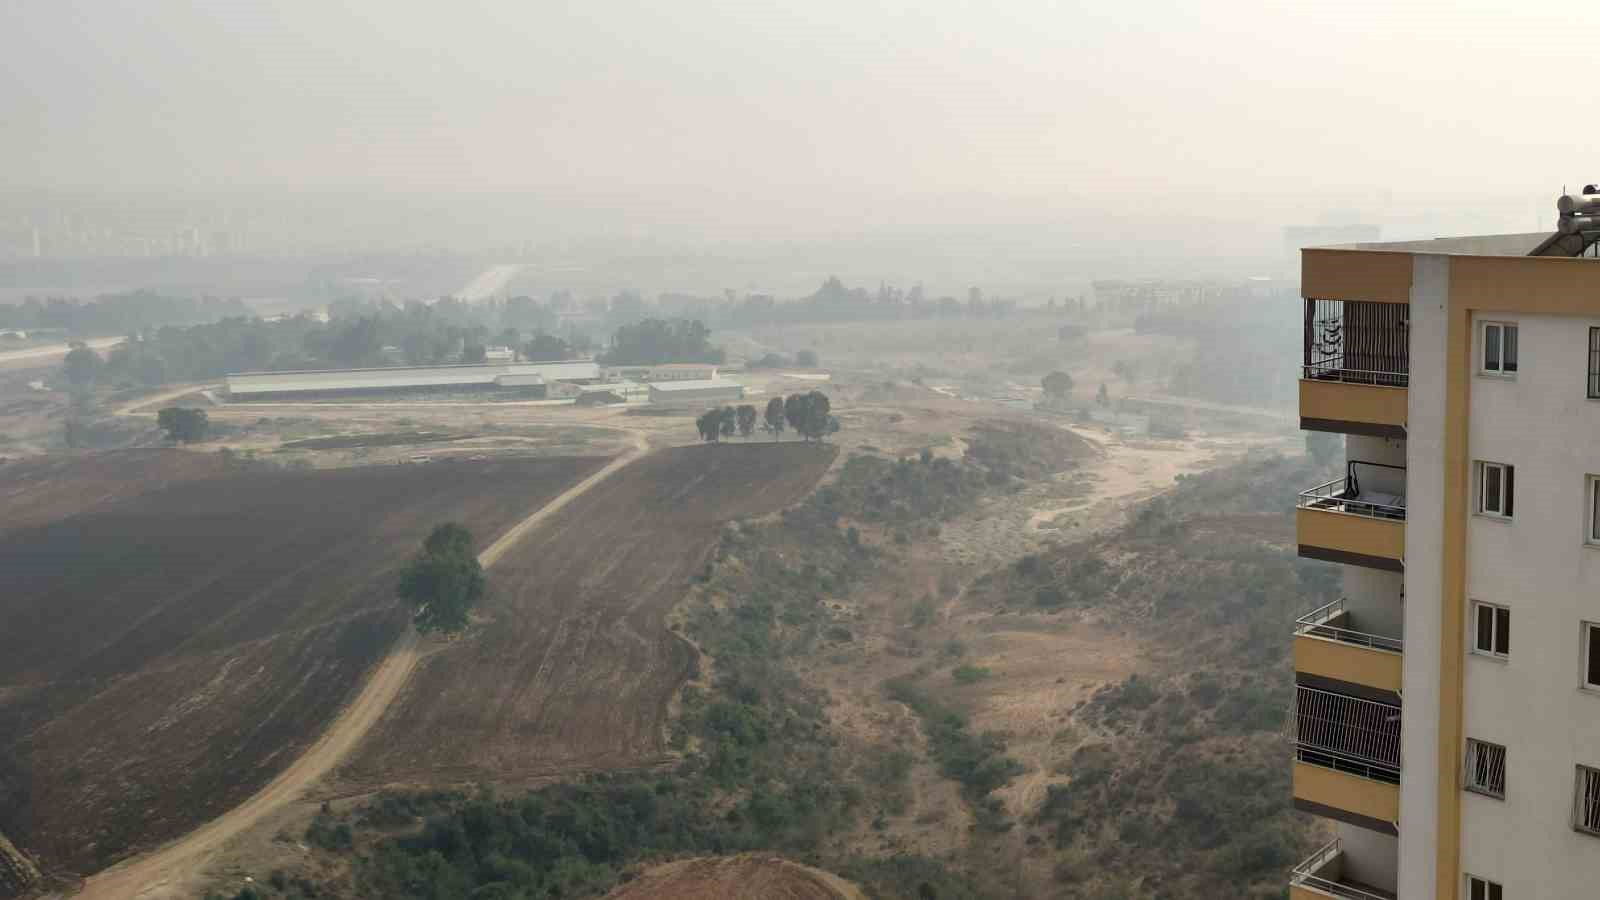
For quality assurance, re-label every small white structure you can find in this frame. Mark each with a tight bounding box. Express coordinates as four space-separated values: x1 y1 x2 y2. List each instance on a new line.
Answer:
647 378 745 407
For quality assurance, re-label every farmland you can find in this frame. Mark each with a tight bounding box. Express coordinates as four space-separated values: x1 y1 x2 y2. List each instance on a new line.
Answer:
0 451 607 875
348 441 838 785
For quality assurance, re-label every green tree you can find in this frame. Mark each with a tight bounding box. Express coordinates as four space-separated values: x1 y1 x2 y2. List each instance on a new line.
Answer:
795 349 819 367
62 342 102 389
784 391 835 442
396 523 485 635
523 333 572 362
696 408 726 443
462 343 487 363
1096 383 1110 406
764 396 786 440
156 406 209 444
1042 370 1074 401
719 406 737 439
735 404 757 438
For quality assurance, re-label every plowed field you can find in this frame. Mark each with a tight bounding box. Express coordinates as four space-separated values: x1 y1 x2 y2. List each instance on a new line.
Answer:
350 442 838 783
0 452 606 875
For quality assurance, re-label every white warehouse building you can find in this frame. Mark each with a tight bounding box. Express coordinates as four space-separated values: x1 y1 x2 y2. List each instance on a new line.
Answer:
646 379 745 407
225 361 600 400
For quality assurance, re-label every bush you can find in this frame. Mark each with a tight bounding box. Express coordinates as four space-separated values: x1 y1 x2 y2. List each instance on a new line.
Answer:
951 665 991 684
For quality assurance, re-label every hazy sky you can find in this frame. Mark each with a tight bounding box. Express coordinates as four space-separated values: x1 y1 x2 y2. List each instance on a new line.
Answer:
1 0 1587 229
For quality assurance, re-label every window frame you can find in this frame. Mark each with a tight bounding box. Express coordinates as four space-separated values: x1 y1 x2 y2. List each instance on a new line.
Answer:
1476 461 1515 519
1471 601 1510 659
1584 622 1600 692
1466 874 1504 900
1588 476 1600 545
1464 738 1507 800
1480 321 1519 376
1589 327 1600 399
1576 765 1600 837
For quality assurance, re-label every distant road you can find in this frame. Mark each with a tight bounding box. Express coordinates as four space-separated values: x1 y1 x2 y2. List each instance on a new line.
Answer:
0 336 123 369
456 264 524 301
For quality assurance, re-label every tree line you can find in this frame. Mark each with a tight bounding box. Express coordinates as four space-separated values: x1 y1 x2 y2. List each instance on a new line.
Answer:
696 391 837 443
0 290 249 335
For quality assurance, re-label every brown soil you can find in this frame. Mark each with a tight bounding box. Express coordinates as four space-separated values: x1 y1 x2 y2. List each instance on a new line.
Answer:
0 452 607 876
348 442 838 785
602 855 864 900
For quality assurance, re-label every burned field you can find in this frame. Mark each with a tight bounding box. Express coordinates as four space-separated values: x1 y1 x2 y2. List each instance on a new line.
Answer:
349 442 838 785
0 452 606 875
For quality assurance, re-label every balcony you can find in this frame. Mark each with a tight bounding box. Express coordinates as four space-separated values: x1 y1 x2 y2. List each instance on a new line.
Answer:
1294 599 1403 696
1293 686 1401 834
1297 468 1405 572
1290 839 1398 900
1301 298 1408 438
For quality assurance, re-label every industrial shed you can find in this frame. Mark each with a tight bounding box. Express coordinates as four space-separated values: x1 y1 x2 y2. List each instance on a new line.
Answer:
225 361 600 400
646 379 745 407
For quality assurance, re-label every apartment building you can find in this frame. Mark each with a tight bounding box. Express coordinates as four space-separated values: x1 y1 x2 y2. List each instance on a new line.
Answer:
1288 199 1600 900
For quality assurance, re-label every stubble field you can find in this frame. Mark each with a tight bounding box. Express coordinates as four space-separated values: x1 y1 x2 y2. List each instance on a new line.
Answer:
0 451 607 875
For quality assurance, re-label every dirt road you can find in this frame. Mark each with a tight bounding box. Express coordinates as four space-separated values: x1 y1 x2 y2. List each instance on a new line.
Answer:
69 438 649 900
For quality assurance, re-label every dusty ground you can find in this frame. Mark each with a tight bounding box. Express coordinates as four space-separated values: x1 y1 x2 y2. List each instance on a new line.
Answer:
0 452 608 878
602 855 865 900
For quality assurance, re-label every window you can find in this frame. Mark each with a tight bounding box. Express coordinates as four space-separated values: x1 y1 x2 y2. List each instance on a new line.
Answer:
1589 328 1600 398
1584 623 1600 690
1465 739 1507 799
1476 462 1515 518
1589 477 1600 544
1577 766 1600 836
1482 322 1518 374
1472 602 1510 658
1467 875 1504 900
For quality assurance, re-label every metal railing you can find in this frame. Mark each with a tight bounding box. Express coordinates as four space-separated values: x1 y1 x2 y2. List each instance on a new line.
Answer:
1298 479 1407 521
1290 839 1396 900
1294 685 1401 784
1302 362 1410 388
1295 599 1404 653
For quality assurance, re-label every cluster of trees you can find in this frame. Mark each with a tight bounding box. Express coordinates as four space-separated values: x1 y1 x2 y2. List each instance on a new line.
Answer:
603 317 723 365
694 392 837 444
748 349 819 369
0 291 249 335
155 406 208 444
718 278 1029 326
395 523 485 635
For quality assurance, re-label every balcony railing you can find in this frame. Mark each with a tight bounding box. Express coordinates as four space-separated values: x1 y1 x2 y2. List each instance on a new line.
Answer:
1298 480 1406 522
1291 839 1398 900
1295 599 1403 653
1294 686 1401 785
1305 298 1409 387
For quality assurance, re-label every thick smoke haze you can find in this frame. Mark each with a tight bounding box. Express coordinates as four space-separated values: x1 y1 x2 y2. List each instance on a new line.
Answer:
0 0 1586 241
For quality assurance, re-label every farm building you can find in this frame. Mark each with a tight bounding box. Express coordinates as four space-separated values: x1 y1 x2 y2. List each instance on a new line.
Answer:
224 361 600 401
580 380 648 404
605 363 719 382
647 379 745 407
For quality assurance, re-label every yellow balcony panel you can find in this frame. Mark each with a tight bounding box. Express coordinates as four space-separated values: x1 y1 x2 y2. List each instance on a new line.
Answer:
1294 601 1403 696
1300 379 1407 438
1293 761 1399 834
1295 488 1405 572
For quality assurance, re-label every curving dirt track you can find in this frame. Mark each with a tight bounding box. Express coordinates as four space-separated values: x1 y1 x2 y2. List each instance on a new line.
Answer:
602 855 865 900
347 442 838 785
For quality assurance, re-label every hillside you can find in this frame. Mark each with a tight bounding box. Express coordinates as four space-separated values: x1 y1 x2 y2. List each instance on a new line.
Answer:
602 855 864 900
0 452 607 876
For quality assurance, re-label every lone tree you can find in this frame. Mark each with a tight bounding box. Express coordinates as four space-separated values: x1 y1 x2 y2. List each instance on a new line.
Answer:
784 390 836 442
156 406 209 444
62 342 102 389
696 406 736 443
396 523 485 635
764 396 786 440
1042 370 1074 402
735 404 757 438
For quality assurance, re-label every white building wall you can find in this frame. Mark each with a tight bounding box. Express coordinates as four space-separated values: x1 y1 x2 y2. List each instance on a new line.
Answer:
1459 308 1600 897
1398 253 1450 900
1336 825 1400 891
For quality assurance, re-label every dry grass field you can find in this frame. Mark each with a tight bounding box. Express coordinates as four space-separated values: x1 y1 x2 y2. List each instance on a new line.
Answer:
603 855 865 900
0 451 607 876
